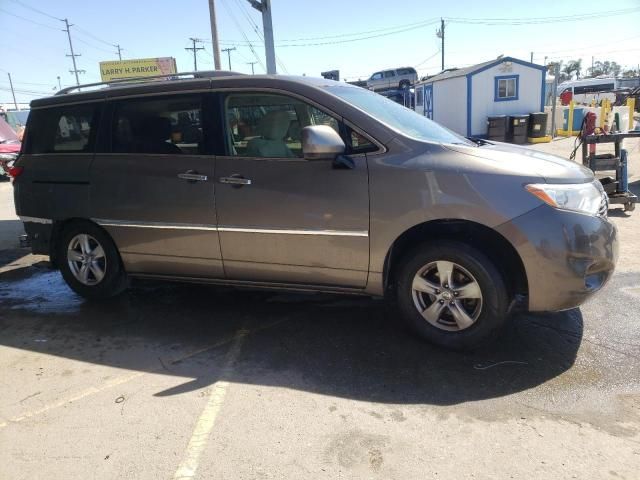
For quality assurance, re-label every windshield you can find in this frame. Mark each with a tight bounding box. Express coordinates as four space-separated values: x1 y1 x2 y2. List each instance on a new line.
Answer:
325 85 472 146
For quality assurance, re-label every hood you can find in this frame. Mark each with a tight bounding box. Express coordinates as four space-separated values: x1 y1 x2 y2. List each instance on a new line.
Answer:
444 141 594 184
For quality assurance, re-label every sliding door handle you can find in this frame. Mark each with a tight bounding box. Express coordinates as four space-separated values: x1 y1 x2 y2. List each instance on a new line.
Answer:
219 175 252 186
178 171 208 182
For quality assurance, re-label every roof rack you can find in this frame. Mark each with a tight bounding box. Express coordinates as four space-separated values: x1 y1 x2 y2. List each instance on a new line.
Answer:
56 70 245 96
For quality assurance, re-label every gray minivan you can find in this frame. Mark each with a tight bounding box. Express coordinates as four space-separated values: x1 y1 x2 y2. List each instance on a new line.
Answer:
12 72 617 349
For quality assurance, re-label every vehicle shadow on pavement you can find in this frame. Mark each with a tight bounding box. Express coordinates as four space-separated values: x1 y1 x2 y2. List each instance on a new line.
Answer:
0 265 582 406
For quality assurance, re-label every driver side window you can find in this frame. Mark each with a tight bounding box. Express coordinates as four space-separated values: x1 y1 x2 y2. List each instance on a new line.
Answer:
224 93 339 159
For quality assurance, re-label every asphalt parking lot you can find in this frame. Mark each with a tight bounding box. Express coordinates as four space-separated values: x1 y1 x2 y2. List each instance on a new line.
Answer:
1 138 639 479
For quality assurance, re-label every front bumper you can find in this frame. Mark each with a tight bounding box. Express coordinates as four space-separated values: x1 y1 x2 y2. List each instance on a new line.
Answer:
496 205 618 312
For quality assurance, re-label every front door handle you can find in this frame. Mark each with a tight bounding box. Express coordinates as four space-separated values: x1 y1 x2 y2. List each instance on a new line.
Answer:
219 175 252 186
178 171 208 182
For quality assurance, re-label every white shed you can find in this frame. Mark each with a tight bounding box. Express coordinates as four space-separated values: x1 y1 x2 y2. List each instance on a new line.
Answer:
413 57 547 137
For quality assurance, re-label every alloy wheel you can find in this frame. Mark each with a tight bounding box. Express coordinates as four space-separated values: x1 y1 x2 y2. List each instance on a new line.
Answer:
67 234 107 286
411 260 483 332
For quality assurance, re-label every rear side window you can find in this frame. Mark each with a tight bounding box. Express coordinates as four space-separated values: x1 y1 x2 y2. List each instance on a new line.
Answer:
24 103 99 154
397 68 416 75
111 95 204 155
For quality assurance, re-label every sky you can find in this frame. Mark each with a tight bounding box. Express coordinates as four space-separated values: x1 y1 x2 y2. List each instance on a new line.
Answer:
1 0 639 104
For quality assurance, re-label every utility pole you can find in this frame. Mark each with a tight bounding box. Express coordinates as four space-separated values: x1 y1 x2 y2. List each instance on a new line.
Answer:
7 73 18 111
116 44 123 60
57 76 61 90
544 56 548 66
208 0 222 70
185 38 205 71
246 61 258 74
591 56 594 76
436 18 445 71
62 18 81 86
248 0 277 74
221 47 236 70
530 52 533 63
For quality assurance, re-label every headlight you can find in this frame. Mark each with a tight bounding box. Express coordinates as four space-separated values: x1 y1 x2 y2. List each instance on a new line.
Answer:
525 182 604 216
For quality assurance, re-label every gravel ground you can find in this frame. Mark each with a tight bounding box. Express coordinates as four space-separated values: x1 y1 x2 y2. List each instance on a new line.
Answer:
0 138 639 479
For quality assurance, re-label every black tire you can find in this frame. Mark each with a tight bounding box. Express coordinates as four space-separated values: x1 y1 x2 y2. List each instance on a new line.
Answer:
399 80 410 89
395 241 509 350
57 221 127 300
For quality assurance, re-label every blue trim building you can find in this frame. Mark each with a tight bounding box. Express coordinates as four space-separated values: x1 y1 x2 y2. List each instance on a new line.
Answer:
413 57 546 137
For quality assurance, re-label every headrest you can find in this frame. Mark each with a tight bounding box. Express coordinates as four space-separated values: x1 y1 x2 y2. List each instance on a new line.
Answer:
139 117 172 140
259 110 291 141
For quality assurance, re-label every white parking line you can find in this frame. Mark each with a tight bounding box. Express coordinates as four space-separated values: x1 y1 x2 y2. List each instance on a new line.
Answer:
0 320 285 430
173 329 247 480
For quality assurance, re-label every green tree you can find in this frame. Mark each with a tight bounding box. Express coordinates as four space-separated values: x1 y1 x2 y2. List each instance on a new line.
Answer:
562 59 583 80
546 61 570 83
589 60 622 77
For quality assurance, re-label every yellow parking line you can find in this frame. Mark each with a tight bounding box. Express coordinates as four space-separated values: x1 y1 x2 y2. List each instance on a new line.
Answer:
0 319 285 429
173 329 247 480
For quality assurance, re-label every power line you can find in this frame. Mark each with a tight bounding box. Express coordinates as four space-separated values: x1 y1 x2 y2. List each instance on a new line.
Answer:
211 18 440 48
444 7 640 25
74 36 119 55
3 2 120 49
7 0 61 21
219 0 265 72
0 7 59 30
278 18 440 43
231 0 287 73
73 24 118 48
0 80 56 87
277 20 440 47
415 49 441 68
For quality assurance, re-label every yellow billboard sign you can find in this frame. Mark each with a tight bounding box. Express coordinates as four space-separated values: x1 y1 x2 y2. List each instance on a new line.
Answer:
99 57 177 82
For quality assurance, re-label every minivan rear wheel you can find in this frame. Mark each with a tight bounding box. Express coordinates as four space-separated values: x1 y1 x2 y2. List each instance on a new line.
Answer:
396 241 509 350
57 221 127 300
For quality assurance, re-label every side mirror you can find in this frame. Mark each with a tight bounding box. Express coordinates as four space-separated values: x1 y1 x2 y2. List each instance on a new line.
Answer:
302 125 345 160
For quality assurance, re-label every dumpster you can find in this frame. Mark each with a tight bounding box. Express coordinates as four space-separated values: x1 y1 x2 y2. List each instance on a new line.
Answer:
487 115 507 142
508 115 529 144
528 112 548 138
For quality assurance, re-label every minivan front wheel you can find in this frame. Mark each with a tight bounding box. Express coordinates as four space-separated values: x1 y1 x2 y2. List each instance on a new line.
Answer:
396 242 508 350
57 222 127 299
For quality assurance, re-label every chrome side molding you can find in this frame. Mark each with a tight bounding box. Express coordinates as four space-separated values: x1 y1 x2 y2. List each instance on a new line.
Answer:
217 227 368 237
93 219 218 231
93 218 368 237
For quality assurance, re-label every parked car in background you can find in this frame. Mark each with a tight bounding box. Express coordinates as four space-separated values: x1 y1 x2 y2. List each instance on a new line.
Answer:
0 116 21 178
557 77 617 105
367 67 417 91
12 73 617 350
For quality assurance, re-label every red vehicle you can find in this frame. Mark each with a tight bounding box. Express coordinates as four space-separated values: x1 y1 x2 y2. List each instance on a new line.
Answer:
0 116 21 177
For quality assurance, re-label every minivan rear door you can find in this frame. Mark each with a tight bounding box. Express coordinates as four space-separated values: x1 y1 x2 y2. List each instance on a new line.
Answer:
213 91 370 288
90 93 223 278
